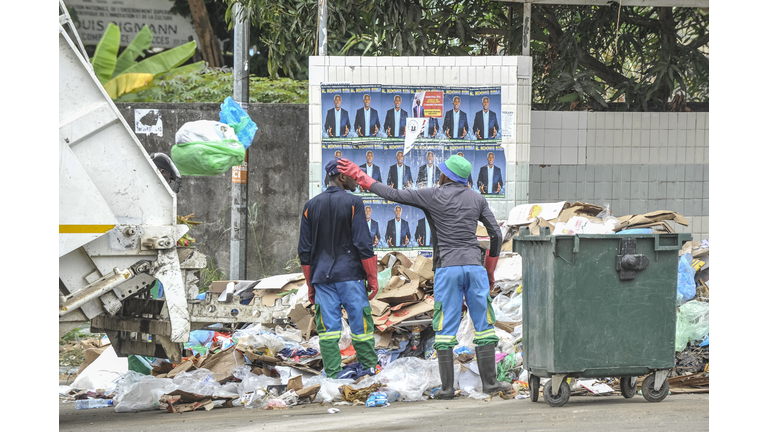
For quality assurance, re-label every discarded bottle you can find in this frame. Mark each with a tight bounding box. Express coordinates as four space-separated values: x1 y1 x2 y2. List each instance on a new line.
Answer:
75 399 115 409
385 390 400 403
411 326 421 351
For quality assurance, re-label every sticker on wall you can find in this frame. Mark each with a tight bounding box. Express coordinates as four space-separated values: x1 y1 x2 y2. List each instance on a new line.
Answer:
502 110 515 141
135 109 163 136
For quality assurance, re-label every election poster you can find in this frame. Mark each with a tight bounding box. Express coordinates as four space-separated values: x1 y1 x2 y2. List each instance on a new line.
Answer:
320 84 507 252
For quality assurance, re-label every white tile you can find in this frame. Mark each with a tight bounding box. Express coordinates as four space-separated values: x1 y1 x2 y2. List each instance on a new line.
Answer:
346 57 361 67
424 56 440 67
329 56 345 66
455 57 471 66
632 112 642 129
309 143 321 164
686 130 695 147
695 147 704 164
531 128 545 147
587 129 597 147
630 147 639 164
411 67 421 85
459 67 468 84
505 66 517 84
676 148 686 163
484 67 493 85
408 57 424 67
593 113 605 130
604 112 614 130
392 57 408 67
440 57 456 67
660 113 670 129
451 66 461 84
562 113 579 130
686 113 696 130
667 113 678 130
443 68 453 85
492 66 502 84
351 66 361 83
658 129 668 147
587 112 597 130
401 68 411 85
577 146 587 165
685 147 695 164
578 111 587 129
704 113 709 130
545 112 562 129
676 130 687 147
507 86 518 106
658 148 668 164
384 67 394 83
651 112 660 130
472 56 487 67
544 129 561 147
467 66 477 85
640 148 650 164
309 105 319 125
595 130 605 148
704 148 708 164
308 56 324 67
487 56 503 66
666 146 676 163
392 66 403 83
532 112 546 129
622 130 632 147
544 147 561 164
310 126 321 144
360 57 376 67
502 56 518 66
588 147 599 164
530 146 544 164
632 130 641 147
309 85 320 104
426 67 435 84
562 129 578 147
369 67 379 83
641 130 650 147
309 65 322 85
327 67 337 82
649 147 659 164
359 67 370 84
641 112 651 129
614 147 624 164
650 130 660 148
704 131 709 148
561 147 578 164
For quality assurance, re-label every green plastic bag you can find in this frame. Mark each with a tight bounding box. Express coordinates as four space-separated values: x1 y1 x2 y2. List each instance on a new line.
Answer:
496 354 517 383
377 267 392 290
127 355 153 375
674 300 709 351
171 139 245 176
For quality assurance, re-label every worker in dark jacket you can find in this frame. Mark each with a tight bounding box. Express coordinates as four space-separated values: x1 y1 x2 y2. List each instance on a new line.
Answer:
298 158 380 379
337 154 512 398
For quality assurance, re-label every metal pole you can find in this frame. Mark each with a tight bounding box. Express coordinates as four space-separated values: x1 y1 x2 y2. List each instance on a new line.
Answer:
231 2 249 280
522 3 531 56
318 0 327 56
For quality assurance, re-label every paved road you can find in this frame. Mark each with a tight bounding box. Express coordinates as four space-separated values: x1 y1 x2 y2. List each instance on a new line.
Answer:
60 393 709 432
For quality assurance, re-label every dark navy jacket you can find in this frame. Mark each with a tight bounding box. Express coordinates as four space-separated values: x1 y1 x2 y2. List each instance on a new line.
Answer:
298 186 374 285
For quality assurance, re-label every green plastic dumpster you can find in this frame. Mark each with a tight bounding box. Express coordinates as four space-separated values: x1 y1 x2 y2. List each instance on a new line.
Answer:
513 226 691 407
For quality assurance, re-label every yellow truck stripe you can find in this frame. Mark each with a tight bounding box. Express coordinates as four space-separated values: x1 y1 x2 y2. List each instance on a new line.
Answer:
59 224 115 234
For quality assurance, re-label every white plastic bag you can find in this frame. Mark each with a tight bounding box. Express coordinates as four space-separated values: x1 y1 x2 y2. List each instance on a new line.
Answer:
175 120 238 144
373 357 442 401
276 326 303 343
114 376 177 412
492 290 523 322
172 369 222 396
71 345 129 390
338 319 352 350
303 376 354 403
456 314 476 350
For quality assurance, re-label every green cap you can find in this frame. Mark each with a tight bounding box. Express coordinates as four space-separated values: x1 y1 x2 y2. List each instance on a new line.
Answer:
438 155 472 185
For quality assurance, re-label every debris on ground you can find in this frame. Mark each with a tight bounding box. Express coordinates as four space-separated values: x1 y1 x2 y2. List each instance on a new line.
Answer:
59 201 708 413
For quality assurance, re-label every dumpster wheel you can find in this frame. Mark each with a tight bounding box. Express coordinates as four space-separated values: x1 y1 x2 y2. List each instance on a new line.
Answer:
641 373 669 403
620 376 637 398
542 380 570 407
529 374 540 402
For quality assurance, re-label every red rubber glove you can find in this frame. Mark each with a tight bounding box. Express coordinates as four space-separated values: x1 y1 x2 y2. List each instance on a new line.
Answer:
337 158 376 191
302 265 315 304
484 249 499 291
361 255 379 300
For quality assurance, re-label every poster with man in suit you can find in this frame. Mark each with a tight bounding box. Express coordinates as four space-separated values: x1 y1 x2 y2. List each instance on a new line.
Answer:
321 85 352 139
383 94 408 138
476 150 505 195
365 205 381 247
442 90 470 140
416 150 442 188
386 150 413 190
414 215 434 247
385 205 411 248
353 90 382 138
473 96 500 140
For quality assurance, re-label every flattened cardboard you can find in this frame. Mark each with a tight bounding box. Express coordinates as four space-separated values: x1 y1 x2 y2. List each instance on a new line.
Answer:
549 202 605 225
295 384 321 401
198 346 246 382
379 297 435 328
409 255 435 281
375 329 394 349
287 375 303 392
615 210 690 232
369 299 391 317
288 303 316 341
377 277 424 305
380 252 413 269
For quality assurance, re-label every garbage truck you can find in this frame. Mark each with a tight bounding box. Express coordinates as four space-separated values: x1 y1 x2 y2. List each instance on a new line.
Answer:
58 3 270 362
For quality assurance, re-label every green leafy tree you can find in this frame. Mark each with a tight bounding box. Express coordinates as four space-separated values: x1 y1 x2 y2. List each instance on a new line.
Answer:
90 23 203 99
217 1 707 110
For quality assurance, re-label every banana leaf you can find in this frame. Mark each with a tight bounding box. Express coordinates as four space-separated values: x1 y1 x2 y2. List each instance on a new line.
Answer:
153 61 206 80
103 73 154 99
120 41 197 76
90 23 121 85
112 25 153 78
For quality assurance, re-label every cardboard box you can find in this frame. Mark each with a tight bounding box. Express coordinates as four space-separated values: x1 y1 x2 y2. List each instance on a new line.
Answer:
615 210 689 232
409 255 434 281
377 275 424 305
377 297 435 330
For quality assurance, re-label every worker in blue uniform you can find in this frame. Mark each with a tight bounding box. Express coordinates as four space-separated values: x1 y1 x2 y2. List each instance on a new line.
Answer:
298 158 381 379
337 154 512 398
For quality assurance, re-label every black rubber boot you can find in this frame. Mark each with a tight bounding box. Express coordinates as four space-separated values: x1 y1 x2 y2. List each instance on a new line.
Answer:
433 349 456 399
475 344 513 395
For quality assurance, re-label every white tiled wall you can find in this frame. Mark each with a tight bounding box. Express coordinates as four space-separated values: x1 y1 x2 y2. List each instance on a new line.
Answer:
308 56 533 219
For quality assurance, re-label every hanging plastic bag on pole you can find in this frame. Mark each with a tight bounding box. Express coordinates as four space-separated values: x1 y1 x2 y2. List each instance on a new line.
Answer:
171 120 245 176
219 96 258 150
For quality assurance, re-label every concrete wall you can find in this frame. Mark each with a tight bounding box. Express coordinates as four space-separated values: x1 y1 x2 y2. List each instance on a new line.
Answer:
529 111 709 241
307 56 534 234
116 103 308 280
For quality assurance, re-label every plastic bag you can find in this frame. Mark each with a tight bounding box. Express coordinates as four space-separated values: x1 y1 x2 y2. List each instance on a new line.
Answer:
377 267 392 291
496 354 517 383
303 376 354 403
338 319 352 351
171 120 245 176
172 369 222 396
233 325 286 356
456 314 476 350
596 204 620 232
677 253 696 303
492 290 523 322
675 300 709 351
71 345 128 390
373 357 442 401
219 96 257 150
114 376 177 412
276 326 303 343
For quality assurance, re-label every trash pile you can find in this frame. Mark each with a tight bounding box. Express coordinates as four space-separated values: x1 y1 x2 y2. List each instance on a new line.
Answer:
60 200 709 412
